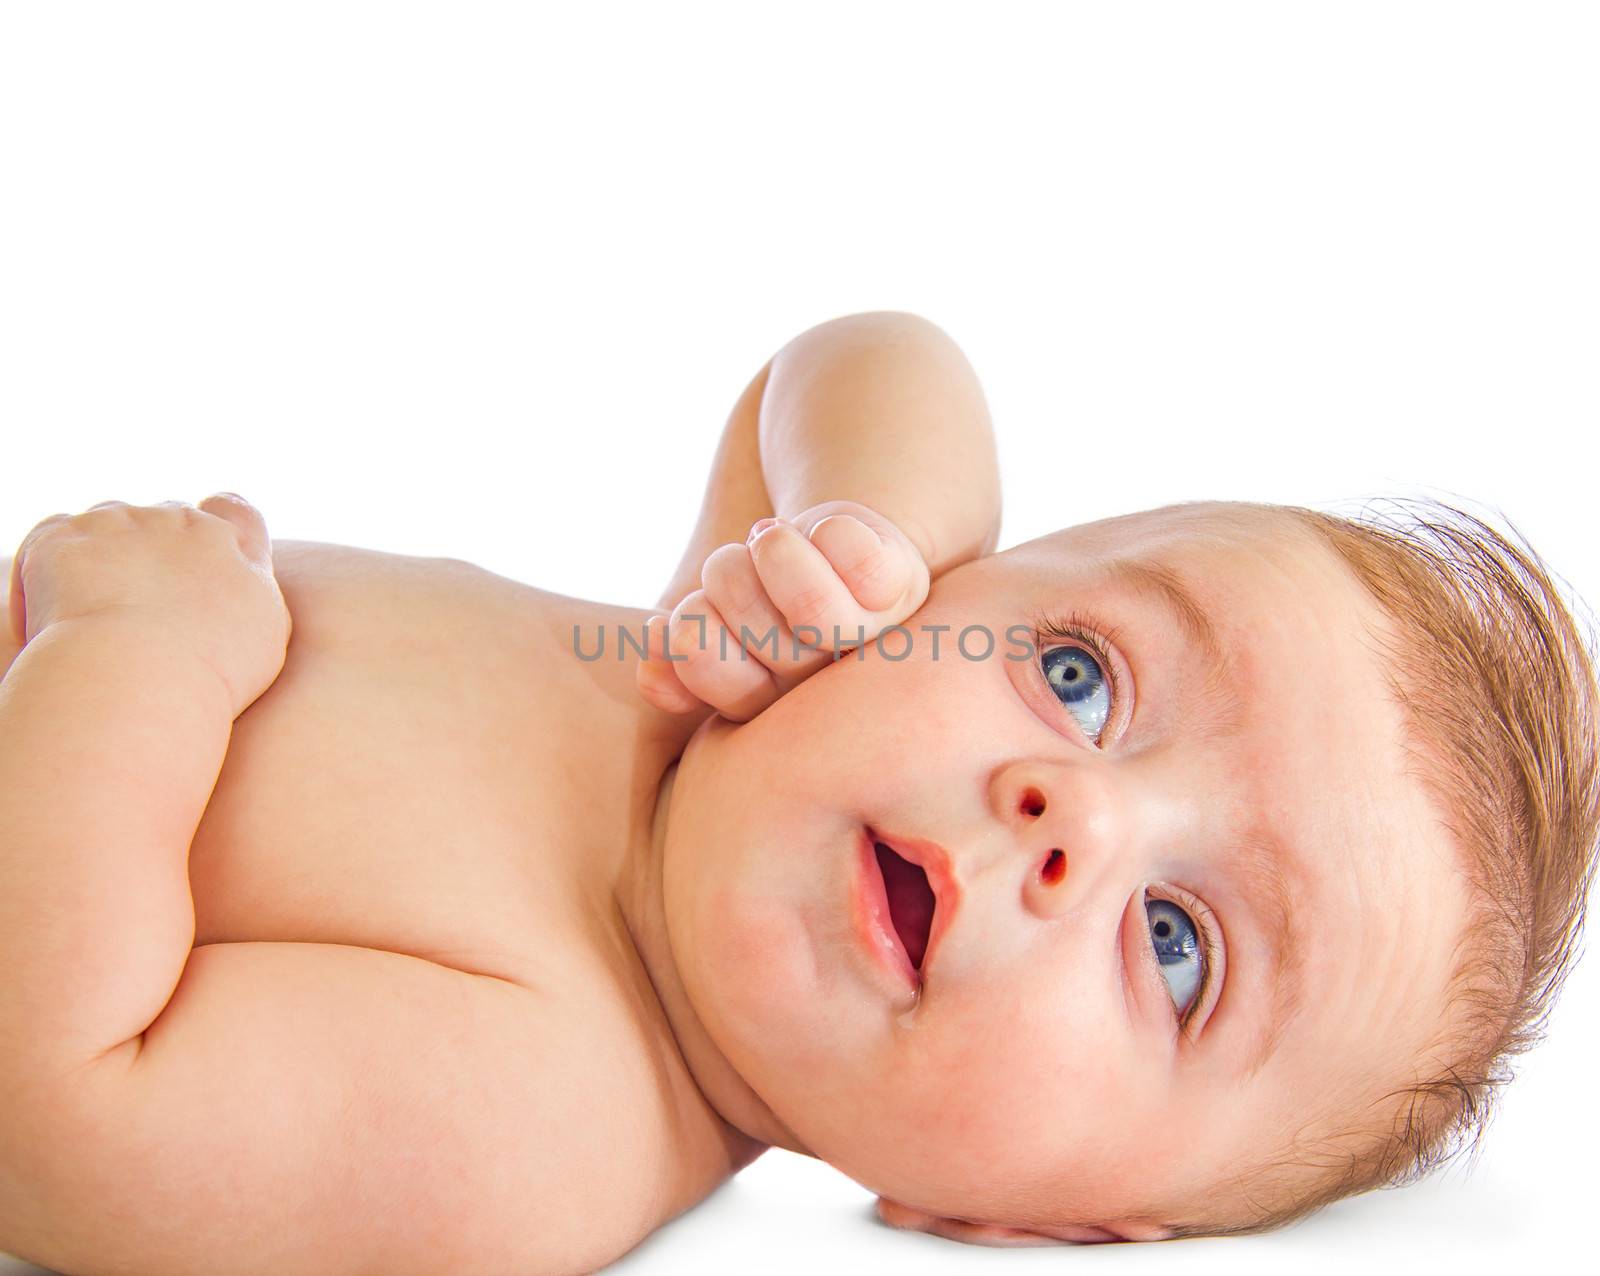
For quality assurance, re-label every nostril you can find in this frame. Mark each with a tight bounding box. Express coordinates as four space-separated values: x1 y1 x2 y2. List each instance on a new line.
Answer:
1021 788 1046 818
1040 848 1066 885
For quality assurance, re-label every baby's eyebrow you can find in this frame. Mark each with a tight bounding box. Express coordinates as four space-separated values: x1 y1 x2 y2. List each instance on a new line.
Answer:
1098 555 1245 745
1234 821 1305 1078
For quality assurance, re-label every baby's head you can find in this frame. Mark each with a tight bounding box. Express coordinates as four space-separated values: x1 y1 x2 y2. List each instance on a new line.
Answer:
659 496 1600 1241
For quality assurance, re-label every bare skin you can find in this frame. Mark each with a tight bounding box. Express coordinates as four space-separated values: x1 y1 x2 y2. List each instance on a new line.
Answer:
0 502 1470 1264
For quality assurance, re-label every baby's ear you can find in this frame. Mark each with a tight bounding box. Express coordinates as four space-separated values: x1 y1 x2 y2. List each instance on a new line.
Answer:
874 1195 1169 1246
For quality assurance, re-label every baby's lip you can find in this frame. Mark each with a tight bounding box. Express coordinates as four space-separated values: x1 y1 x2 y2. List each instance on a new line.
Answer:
863 824 962 982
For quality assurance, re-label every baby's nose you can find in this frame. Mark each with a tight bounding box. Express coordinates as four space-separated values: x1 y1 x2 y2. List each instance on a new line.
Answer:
990 764 1069 886
985 755 1145 923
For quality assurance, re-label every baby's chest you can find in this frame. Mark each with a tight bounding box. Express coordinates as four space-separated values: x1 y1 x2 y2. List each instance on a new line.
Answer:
184 545 604 986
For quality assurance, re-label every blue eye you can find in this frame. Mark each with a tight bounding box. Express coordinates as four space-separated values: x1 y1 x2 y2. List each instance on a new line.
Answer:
1040 641 1112 743
1146 898 1204 1016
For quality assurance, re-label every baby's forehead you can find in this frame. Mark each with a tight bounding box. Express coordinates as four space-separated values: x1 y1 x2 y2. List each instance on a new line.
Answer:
993 504 1341 631
1023 500 1313 567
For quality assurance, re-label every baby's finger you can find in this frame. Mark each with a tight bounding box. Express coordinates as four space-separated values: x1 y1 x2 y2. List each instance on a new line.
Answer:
7 549 25 648
635 613 706 714
197 492 271 565
667 589 783 722
806 513 921 614
700 541 832 691
9 513 71 647
747 520 874 652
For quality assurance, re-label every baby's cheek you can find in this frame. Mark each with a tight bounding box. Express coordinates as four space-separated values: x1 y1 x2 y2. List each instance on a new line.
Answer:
898 1025 1085 1158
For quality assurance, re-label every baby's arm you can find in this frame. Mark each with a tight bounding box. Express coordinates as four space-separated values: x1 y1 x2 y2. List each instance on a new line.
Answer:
655 310 1002 615
0 506 640 1274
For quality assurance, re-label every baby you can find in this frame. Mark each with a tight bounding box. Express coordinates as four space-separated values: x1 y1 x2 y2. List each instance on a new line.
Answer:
1 311 1596 1273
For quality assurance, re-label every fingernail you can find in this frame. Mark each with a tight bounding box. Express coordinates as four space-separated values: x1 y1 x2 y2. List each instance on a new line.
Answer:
747 516 783 543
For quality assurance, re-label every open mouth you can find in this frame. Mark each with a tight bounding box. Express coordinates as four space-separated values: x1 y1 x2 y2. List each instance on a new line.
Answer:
872 839 937 972
852 824 958 995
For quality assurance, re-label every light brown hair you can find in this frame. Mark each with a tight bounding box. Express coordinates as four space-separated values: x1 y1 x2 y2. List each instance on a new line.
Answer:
1171 495 1600 1236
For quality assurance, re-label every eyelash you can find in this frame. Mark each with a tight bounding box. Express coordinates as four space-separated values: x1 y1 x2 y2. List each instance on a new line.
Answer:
1027 607 1128 748
1029 608 1220 1036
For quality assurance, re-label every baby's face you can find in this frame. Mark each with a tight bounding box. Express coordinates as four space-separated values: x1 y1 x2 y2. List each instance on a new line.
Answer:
661 501 1472 1233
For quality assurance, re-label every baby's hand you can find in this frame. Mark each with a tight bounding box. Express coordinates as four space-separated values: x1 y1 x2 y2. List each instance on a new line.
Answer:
7 493 292 718
637 499 931 722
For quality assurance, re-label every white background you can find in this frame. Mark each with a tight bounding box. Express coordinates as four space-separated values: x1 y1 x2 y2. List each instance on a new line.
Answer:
2 3 1596 1273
